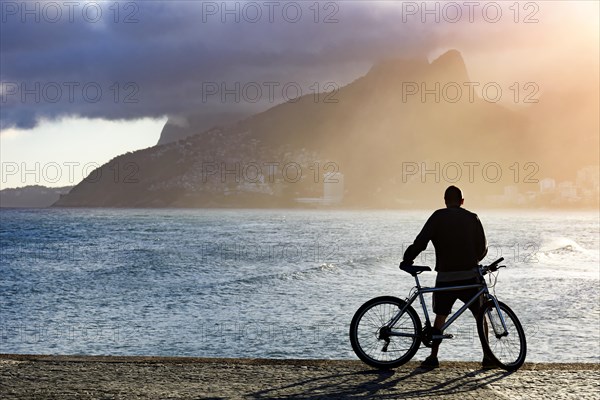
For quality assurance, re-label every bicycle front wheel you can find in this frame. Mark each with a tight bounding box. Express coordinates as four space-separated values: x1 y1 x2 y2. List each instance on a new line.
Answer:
477 300 527 371
349 296 422 369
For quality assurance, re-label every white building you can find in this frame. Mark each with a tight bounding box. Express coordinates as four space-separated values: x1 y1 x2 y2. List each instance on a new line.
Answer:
557 181 578 200
576 166 599 193
500 185 526 205
539 178 556 193
323 172 344 204
503 185 518 198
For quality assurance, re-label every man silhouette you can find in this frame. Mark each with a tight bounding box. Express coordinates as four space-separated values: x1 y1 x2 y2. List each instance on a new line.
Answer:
401 185 492 369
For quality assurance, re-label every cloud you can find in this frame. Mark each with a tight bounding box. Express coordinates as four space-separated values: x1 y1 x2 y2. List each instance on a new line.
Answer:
0 1 431 129
1 1 597 130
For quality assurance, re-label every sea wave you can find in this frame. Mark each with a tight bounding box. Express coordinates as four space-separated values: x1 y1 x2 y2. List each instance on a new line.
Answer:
539 237 588 254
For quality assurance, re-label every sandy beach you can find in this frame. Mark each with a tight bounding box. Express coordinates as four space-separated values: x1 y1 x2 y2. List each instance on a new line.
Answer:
1 354 598 399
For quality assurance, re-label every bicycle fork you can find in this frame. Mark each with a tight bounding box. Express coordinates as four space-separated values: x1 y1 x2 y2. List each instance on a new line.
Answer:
485 295 510 338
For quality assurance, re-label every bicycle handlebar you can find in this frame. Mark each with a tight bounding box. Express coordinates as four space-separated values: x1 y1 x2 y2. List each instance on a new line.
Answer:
400 257 506 276
481 257 505 275
489 257 504 268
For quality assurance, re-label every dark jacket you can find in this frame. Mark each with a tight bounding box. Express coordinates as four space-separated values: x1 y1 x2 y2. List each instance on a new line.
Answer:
403 206 487 272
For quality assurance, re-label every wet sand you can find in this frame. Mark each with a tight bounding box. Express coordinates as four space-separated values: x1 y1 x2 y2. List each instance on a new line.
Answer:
1 354 598 399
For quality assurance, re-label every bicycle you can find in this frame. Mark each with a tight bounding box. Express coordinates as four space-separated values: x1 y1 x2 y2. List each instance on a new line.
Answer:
349 257 527 371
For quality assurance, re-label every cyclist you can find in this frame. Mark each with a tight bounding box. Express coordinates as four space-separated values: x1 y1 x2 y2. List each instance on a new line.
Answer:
400 185 494 369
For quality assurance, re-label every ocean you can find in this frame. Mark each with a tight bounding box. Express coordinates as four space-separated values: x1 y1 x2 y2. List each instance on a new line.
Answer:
1 208 598 363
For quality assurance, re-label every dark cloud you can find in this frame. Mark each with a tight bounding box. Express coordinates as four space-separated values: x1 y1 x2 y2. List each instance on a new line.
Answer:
0 1 498 130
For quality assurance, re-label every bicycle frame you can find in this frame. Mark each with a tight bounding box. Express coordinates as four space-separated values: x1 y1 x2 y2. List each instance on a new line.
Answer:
350 257 526 371
386 272 509 339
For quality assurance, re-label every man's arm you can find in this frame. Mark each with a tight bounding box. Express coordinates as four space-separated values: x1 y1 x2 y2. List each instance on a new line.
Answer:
475 215 488 261
403 214 436 263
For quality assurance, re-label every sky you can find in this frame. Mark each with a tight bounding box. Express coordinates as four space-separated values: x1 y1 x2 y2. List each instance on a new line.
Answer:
1 0 598 188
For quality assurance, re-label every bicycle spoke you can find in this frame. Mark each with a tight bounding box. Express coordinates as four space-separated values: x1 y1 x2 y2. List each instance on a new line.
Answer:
350 297 421 368
478 302 526 370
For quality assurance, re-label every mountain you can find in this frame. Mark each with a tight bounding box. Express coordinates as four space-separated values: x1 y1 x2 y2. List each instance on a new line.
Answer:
1 185 73 208
156 111 250 145
53 50 597 209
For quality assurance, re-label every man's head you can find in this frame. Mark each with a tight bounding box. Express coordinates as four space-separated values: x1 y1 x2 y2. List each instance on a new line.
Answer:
444 185 464 207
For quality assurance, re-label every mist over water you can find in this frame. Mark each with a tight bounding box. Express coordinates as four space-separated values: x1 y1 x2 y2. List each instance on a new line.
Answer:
1 208 598 363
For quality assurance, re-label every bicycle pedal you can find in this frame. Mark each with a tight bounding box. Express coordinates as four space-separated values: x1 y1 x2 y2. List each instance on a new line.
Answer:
432 333 453 340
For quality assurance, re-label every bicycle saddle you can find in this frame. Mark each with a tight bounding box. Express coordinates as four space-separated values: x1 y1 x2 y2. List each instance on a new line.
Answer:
400 264 432 275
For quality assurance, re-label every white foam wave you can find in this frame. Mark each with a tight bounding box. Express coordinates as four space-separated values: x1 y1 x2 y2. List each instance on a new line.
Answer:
539 237 587 254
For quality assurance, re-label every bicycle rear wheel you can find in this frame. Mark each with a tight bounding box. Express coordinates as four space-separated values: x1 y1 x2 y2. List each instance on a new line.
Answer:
477 300 527 371
349 296 422 369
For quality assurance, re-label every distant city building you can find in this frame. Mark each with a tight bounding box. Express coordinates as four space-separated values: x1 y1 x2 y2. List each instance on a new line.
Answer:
576 166 600 193
295 172 344 206
486 169 597 207
557 181 578 200
539 178 556 193
496 185 526 205
503 185 519 197
323 172 344 204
